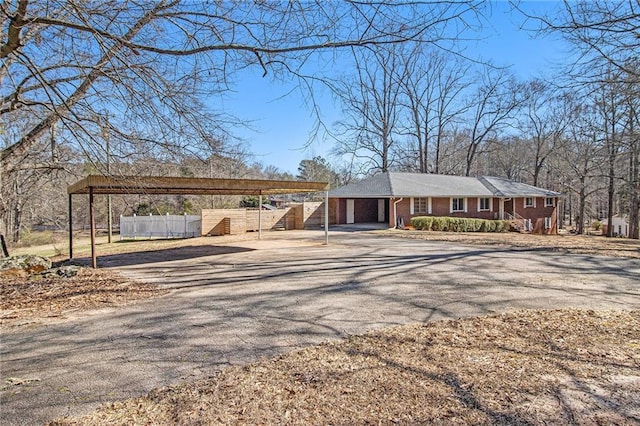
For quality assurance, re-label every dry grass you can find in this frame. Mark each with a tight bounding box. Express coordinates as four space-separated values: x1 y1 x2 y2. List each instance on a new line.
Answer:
9 231 261 260
51 309 640 425
375 229 640 259
0 268 167 328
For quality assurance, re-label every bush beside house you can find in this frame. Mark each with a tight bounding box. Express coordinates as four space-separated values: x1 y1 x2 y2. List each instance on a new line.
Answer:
410 216 511 233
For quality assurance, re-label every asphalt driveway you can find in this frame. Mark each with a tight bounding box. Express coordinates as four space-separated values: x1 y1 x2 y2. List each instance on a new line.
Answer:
2 230 639 425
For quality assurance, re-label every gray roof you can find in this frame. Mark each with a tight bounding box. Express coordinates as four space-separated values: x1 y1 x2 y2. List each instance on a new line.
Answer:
328 173 393 198
479 176 561 197
328 172 561 198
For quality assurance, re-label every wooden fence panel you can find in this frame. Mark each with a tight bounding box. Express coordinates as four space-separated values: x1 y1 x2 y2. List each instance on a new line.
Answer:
201 209 246 235
202 203 327 234
301 202 324 228
246 208 292 231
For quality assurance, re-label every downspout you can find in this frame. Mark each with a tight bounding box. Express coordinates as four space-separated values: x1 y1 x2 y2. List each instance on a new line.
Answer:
393 197 403 229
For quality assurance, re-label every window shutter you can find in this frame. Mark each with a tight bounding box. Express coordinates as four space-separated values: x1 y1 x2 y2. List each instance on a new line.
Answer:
464 197 468 213
410 198 414 215
428 197 432 215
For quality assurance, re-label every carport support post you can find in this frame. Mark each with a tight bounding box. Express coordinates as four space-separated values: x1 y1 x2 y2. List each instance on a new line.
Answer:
68 194 73 259
324 190 329 245
89 187 97 268
258 191 263 240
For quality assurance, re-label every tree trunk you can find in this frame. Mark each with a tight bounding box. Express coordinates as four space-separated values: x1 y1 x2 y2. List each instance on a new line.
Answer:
578 178 586 234
606 153 615 237
421 121 428 173
11 203 21 243
434 132 442 174
629 136 639 239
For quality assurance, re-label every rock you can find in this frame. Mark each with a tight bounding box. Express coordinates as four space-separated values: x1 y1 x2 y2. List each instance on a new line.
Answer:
0 255 52 276
0 268 28 279
56 265 81 278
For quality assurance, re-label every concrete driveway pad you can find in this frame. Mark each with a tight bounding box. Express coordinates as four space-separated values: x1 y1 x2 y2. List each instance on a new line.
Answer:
1 230 639 425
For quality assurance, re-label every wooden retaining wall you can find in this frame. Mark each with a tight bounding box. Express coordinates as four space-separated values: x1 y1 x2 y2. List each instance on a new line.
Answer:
246 209 295 231
201 202 326 236
201 208 246 235
293 202 324 229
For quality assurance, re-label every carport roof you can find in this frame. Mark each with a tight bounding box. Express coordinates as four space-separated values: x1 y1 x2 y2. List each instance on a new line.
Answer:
68 175 330 196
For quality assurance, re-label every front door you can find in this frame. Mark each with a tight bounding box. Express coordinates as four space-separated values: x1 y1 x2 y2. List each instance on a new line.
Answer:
346 199 355 224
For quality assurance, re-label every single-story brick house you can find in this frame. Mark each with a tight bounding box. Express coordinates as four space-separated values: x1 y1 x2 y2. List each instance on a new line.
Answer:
328 172 561 234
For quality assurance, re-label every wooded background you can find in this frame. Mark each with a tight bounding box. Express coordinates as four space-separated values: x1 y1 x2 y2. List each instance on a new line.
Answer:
1 1 638 243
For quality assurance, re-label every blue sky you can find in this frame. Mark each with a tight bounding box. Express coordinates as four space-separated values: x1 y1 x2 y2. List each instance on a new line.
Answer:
220 1 568 175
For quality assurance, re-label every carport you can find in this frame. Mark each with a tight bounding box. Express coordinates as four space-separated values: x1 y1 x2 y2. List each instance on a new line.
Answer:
67 175 330 268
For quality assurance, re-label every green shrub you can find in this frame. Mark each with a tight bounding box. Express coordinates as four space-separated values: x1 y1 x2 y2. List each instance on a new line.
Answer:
592 220 602 231
467 219 481 232
411 216 433 230
432 217 448 231
409 216 511 233
424 216 434 230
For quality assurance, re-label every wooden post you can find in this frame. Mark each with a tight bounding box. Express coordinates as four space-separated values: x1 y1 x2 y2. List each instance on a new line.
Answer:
107 194 112 243
89 187 97 268
0 234 9 257
68 194 73 259
258 191 263 240
324 190 329 245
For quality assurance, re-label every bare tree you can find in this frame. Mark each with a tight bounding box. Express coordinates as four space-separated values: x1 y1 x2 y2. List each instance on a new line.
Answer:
520 1 640 238
463 68 524 176
622 68 640 238
332 46 405 173
519 80 572 186
555 102 603 234
485 136 530 181
2 0 485 168
592 71 627 237
400 47 471 173
518 0 640 82
1 0 485 241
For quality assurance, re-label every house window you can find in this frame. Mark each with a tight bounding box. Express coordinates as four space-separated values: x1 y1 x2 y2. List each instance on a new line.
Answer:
414 197 429 214
545 197 555 207
478 197 491 211
451 197 465 213
524 197 535 208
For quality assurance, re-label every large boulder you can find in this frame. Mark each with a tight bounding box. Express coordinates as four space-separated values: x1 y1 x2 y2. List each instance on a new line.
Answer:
0 255 52 278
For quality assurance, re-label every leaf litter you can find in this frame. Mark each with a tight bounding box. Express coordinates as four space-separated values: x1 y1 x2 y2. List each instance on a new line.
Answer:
1 267 166 328
51 309 639 425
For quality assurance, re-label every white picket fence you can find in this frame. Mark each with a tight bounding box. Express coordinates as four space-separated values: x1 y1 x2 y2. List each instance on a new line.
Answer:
120 214 201 239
